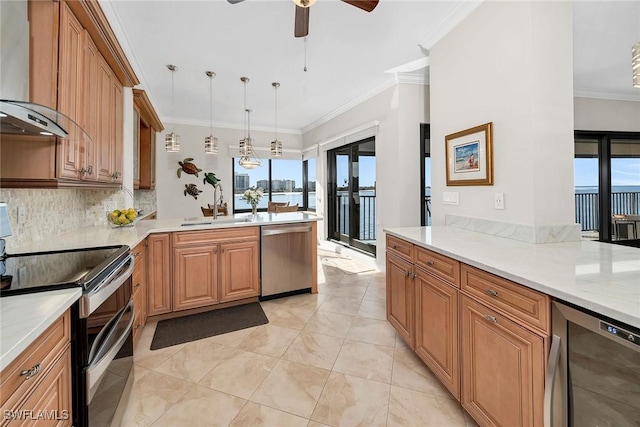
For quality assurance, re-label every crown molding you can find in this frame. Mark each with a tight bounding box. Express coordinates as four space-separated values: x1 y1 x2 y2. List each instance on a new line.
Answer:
301 79 396 134
574 89 640 103
419 0 484 51
162 117 302 135
396 72 429 86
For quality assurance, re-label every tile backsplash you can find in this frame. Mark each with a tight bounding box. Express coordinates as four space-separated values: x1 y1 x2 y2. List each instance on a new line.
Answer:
0 188 156 250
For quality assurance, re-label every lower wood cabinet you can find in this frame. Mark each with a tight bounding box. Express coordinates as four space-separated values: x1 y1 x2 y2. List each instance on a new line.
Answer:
460 295 545 427
132 240 148 345
386 252 415 348
219 240 260 303
0 311 72 426
147 233 172 316
415 268 459 399
173 244 218 311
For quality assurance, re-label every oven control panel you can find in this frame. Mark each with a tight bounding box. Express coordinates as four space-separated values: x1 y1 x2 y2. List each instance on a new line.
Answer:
600 321 640 348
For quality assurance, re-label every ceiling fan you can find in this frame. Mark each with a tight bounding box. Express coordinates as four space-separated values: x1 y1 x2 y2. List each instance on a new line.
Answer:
227 0 379 37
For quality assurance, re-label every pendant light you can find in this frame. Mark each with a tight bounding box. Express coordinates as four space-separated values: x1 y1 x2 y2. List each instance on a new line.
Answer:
204 71 218 154
633 42 640 88
270 82 282 157
238 77 261 169
165 64 180 152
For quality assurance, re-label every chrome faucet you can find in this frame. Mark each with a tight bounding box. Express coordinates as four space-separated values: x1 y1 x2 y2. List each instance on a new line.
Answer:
212 184 223 219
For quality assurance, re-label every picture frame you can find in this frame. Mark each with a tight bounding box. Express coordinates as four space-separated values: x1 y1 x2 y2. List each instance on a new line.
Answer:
445 122 493 186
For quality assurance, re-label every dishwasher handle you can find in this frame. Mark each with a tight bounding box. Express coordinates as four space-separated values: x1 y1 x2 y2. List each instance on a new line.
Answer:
262 225 312 236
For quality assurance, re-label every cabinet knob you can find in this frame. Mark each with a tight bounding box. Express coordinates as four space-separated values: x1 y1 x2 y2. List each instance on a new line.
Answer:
405 270 411 278
485 289 499 297
20 363 41 380
426 260 435 266
392 244 397 249
412 273 417 280
134 324 141 330
134 283 141 289
133 251 141 258
111 171 121 179
484 315 497 323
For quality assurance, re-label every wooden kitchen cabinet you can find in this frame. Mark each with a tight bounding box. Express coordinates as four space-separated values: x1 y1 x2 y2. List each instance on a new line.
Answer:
0 0 137 188
173 244 218 311
219 240 260 303
170 227 260 312
460 295 545 427
133 89 163 190
147 233 172 316
386 251 415 348
0 311 72 426
132 240 148 345
414 268 460 399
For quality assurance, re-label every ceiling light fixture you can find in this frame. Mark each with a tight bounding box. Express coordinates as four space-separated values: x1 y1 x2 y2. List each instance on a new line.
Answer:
270 82 282 157
165 64 180 152
633 42 640 88
204 71 218 154
238 77 261 169
292 0 317 8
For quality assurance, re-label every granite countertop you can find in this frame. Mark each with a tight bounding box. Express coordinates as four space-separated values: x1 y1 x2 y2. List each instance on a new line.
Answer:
0 288 82 371
384 226 640 329
10 212 321 254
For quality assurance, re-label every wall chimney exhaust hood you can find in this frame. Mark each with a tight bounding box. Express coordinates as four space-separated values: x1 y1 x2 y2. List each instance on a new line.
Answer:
0 100 91 141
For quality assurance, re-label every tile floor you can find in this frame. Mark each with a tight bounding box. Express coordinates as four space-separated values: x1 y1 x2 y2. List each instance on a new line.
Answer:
123 245 480 427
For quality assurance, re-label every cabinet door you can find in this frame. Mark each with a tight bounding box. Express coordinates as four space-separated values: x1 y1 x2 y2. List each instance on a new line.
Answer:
56 2 83 179
386 252 415 348
147 233 172 316
461 295 545 427
81 31 99 181
111 80 123 184
219 240 259 303
415 269 459 399
15 347 72 427
96 55 113 182
173 245 218 311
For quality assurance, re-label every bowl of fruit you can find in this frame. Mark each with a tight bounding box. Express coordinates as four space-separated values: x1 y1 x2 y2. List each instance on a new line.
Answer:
107 208 138 227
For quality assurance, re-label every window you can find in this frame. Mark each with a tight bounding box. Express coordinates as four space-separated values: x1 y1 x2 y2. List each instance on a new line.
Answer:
232 158 303 212
304 157 316 211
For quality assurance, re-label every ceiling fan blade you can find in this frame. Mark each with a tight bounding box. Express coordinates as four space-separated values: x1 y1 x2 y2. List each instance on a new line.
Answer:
341 0 379 12
294 6 309 38
227 0 245 4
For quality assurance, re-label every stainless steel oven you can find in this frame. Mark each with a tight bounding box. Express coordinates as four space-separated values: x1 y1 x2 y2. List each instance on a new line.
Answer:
1 245 135 427
546 301 640 426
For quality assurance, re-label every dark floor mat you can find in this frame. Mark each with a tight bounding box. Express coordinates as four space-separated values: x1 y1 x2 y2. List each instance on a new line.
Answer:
150 302 268 350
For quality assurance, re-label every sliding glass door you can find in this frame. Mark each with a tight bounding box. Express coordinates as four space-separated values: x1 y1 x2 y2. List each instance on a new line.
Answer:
327 138 376 255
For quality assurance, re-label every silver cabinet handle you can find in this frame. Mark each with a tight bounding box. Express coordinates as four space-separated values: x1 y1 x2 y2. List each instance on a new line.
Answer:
484 315 497 323
405 270 410 278
20 363 41 380
485 289 498 297
544 335 562 427
412 273 417 280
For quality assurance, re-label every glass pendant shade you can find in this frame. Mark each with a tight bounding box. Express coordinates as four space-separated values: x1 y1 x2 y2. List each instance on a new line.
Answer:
238 77 261 170
165 64 180 152
205 135 218 154
270 139 282 157
633 42 640 88
238 156 261 169
165 131 180 152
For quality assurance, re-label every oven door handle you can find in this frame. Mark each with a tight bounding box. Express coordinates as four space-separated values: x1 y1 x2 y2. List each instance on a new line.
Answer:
86 300 134 403
80 255 134 318
544 334 562 427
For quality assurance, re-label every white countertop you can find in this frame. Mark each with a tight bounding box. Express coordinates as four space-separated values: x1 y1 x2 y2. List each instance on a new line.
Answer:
384 226 640 329
10 212 320 254
0 288 82 371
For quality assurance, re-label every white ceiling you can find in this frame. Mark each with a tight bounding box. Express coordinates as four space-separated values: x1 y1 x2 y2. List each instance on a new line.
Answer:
102 0 640 135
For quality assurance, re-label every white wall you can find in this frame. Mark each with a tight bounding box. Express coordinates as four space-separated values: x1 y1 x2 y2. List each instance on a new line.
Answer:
303 83 429 263
430 1 575 229
574 98 640 131
155 122 302 219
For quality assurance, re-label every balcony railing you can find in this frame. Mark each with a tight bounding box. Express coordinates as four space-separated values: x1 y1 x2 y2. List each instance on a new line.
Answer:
575 191 640 231
336 193 376 241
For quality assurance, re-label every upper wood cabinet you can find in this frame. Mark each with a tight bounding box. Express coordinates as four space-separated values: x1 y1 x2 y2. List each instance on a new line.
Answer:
133 89 163 190
0 0 137 188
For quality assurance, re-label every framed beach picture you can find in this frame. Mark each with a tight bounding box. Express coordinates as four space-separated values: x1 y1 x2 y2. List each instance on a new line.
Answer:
445 122 493 186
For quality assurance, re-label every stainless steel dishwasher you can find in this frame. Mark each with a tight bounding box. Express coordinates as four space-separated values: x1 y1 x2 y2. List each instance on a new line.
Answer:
260 223 313 299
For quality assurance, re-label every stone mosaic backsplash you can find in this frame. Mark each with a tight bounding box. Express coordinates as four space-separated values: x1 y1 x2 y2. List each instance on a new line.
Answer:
0 188 156 251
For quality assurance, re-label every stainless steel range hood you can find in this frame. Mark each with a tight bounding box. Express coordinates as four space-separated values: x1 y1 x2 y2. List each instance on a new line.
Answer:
0 100 91 140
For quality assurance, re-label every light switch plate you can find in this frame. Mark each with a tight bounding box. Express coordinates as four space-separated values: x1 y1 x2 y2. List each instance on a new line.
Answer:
443 191 459 205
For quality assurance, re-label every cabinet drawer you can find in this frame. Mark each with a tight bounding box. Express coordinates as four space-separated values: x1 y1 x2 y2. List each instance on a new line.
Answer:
415 246 460 286
461 264 550 334
0 311 70 409
386 235 413 262
173 227 259 246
